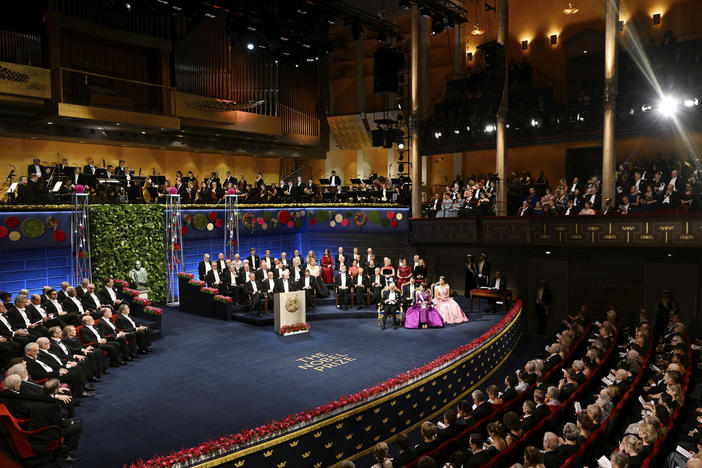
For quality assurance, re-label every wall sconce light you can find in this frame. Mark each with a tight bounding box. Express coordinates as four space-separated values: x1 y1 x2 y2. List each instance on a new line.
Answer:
653 13 661 25
522 40 529 50
550 34 557 45
467 52 473 61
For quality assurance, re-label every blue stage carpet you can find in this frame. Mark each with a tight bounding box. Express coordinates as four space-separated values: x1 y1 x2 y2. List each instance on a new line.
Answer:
73 300 506 468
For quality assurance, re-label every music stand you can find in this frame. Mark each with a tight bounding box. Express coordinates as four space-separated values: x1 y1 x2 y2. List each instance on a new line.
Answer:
150 176 166 186
350 178 362 185
319 178 330 185
362 179 373 185
78 174 96 187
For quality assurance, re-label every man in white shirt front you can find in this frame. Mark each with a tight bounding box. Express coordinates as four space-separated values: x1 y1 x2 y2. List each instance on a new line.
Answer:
298 269 316 309
381 283 401 330
206 261 223 291
245 272 264 316
334 265 351 310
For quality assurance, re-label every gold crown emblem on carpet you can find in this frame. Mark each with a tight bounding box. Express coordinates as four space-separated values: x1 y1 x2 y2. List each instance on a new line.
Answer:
285 296 300 312
313 431 322 438
345 433 353 440
355 415 363 421
356 444 362 450
263 450 274 457
277 462 286 468
335 422 343 429
324 442 333 449
289 441 298 448
381 417 388 423
234 461 245 467
390 400 396 406
301 452 310 459
365 425 372 432
314 463 322 468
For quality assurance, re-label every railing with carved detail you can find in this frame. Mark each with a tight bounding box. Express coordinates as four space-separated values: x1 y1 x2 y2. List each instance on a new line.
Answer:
0 30 41 67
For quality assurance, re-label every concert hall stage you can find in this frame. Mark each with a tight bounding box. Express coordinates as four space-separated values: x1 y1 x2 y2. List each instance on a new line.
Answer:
73 301 508 468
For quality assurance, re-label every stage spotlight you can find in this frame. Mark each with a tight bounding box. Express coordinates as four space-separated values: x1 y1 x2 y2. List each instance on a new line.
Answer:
530 119 540 128
247 43 255 50
484 124 495 133
658 95 679 117
683 98 698 108
434 131 442 139
398 141 405 149
641 104 652 112
453 129 460 134
466 125 470 131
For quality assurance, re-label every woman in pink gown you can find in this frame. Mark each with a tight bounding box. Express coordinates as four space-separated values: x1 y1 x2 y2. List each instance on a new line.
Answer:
433 276 468 324
320 249 334 284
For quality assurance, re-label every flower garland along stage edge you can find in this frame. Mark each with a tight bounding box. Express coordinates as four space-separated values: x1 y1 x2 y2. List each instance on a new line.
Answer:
279 322 310 335
0 202 402 212
129 300 523 468
89 205 167 305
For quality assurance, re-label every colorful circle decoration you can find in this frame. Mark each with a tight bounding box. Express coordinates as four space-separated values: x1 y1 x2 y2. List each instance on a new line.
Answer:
353 212 367 226
344 211 352 219
386 211 395 219
8 231 20 241
270 219 278 229
22 218 46 239
380 218 390 228
53 230 66 242
46 216 59 231
0 226 8 238
5 216 19 228
396 213 403 221
329 220 336 227
180 226 188 235
263 211 272 221
243 214 255 230
298 210 306 217
183 214 193 224
390 219 399 228
287 221 294 229
367 210 381 224
261 223 268 230
316 211 328 222
278 210 290 225
295 218 303 228
192 214 208 230
257 217 265 225
309 218 317 226
208 211 217 222
206 223 215 231
341 219 349 227
334 213 343 223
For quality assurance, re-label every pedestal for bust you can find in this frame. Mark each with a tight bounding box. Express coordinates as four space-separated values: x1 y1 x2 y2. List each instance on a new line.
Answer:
274 291 306 334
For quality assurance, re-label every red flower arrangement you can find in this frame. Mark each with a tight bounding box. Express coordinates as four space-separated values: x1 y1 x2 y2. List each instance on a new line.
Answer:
112 279 129 288
242 213 255 230
178 273 194 280
353 212 367 226
188 279 206 287
213 295 232 304
133 297 150 306
200 287 218 295
279 322 310 335
143 306 162 316
123 287 139 297
130 300 523 468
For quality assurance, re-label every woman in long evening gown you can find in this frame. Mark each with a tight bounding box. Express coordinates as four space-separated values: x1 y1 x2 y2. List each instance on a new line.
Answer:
412 258 427 284
433 276 468 324
320 249 334 284
405 284 444 329
381 257 396 286
396 258 412 288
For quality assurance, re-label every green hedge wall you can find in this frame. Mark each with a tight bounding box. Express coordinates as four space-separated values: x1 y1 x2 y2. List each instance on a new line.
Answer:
89 205 167 305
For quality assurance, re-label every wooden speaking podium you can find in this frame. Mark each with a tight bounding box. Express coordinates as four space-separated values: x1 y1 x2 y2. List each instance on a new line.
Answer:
274 290 306 333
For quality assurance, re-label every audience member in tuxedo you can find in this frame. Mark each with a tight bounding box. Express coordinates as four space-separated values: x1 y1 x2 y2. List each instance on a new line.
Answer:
470 389 493 421
215 253 227 273
76 279 90 299
24 341 90 399
297 270 316 309
61 325 108 376
50 326 102 381
464 433 492 468
533 389 550 420
413 421 440 457
335 247 349 270
36 337 93 396
61 287 88 319
487 270 507 313
245 272 264 316
335 265 352 310
437 408 460 442
369 268 386 305
115 304 153 354
520 400 538 431
7 294 48 339
5 364 74 416
79 284 102 319
391 432 416 468
27 294 62 329
274 270 297 293
380 283 401 330
25 173 43 204
476 253 490 286
198 254 212 281
292 250 305 269
79 316 126 367
352 267 368 309
29 378 83 465
329 170 342 187
96 308 137 360
261 271 277 306
0 302 31 350
246 248 260 270
289 258 303 283
401 277 417 310
222 262 245 304
205 261 224 291
98 279 122 309
502 375 518 402
57 282 70 303
0 374 38 419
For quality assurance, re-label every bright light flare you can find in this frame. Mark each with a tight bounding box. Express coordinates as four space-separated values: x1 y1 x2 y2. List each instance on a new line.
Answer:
658 95 679 117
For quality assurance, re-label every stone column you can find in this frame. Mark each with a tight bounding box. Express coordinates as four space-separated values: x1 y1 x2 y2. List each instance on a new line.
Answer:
495 0 509 215
410 4 424 217
602 0 619 204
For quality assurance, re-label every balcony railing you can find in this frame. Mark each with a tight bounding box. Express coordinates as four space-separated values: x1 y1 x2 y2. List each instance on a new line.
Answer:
0 30 41 66
59 67 176 118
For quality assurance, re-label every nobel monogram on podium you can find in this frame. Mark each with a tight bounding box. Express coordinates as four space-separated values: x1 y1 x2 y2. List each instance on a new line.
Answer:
274 291 310 335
